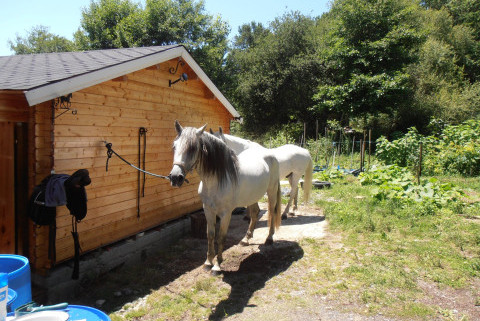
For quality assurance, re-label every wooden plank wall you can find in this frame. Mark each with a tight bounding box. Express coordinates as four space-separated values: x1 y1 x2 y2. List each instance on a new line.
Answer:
32 59 232 270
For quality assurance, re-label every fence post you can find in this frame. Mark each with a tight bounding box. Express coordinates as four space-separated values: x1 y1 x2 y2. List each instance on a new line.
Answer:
303 122 307 147
368 129 372 170
359 139 363 172
417 142 423 184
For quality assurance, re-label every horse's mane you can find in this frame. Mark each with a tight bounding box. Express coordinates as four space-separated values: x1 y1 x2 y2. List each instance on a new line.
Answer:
181 128 239 186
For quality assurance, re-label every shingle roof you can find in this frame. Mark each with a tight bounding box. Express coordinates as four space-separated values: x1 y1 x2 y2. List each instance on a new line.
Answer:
0 45 178 91
0 45 240 118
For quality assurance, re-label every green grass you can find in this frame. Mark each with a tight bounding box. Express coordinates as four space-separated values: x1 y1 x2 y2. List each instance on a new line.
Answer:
308 174 480 319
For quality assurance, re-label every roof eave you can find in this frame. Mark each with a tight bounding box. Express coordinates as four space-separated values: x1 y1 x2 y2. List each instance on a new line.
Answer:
24 46 240 118
24 46 184 106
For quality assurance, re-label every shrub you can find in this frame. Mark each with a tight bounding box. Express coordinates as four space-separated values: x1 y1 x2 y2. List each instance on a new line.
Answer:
375 119 480 177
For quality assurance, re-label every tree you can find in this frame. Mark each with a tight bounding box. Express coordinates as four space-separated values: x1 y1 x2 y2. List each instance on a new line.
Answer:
9 25 76 54
410 7 480 124
75 0 229 85
229 13 323 134
74 0 144 49
233 22 270 50
313 0 424 130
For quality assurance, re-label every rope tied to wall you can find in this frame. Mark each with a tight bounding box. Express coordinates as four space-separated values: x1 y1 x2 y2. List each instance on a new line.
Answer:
103 141 187 183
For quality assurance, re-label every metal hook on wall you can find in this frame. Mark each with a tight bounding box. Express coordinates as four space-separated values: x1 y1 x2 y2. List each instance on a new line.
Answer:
169 58 185 75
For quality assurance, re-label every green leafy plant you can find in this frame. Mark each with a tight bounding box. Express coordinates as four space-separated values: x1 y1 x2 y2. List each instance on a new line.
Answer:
313 168 345 181
376 119 480 177
359 164 464 209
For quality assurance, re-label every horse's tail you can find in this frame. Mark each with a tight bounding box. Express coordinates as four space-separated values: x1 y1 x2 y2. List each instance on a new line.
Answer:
274 180 282 229
303 156 313 203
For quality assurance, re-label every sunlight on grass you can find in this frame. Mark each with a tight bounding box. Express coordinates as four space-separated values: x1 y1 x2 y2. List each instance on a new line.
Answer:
304 174 480 319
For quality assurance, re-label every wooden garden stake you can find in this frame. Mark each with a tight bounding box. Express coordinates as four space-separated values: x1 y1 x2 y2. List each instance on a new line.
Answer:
417 142 423 184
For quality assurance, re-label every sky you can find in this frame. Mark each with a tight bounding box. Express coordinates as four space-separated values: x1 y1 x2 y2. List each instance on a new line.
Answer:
0 0 331 56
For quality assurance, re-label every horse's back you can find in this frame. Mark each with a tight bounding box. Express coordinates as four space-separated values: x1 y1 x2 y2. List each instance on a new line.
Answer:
272 144 312 178
233 149 276 206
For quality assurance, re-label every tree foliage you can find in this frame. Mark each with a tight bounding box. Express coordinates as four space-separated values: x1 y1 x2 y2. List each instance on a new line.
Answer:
312 0 424 128
73 0 229 85
228 13 323 133
9 26 76 54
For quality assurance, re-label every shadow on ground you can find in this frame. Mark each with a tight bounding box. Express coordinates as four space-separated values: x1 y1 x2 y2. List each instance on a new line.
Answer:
68 210 313 315
209 240 304 320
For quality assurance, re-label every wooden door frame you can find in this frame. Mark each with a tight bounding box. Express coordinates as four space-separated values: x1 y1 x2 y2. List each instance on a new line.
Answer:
15 122 30 256
0 122 15 253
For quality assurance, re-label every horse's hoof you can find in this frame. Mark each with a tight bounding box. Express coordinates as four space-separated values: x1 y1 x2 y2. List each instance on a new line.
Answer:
281 214 288 220
264 238 273 246
203 264 213 271
211 267 222 276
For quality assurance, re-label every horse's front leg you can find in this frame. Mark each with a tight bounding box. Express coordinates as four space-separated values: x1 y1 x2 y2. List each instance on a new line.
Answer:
265 184 280 245
203 210 216 270
212 212 231 275
241 203 260 246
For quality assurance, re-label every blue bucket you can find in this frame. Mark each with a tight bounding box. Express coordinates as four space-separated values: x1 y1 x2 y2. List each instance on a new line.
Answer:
7 288 17 312
0 255 32 310
7 305 111 321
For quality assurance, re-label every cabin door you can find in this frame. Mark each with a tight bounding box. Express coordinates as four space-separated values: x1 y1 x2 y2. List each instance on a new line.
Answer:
0 122 29 255
0 122 15 253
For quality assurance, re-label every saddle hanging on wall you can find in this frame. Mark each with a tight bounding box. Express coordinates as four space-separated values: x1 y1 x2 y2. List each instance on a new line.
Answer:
27 169 91 279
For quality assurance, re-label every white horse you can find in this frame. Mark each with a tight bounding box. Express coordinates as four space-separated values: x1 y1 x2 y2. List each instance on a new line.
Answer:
212 128 313 219
169 121 282 273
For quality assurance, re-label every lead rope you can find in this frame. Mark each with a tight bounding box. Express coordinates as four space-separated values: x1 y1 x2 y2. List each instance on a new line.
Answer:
104 141 188 183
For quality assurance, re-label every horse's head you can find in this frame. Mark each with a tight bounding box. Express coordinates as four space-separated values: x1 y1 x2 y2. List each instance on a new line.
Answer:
209 127 226 143
169 120 206 187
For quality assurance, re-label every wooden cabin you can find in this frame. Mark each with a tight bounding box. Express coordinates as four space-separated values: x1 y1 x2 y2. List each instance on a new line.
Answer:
0 45 240 274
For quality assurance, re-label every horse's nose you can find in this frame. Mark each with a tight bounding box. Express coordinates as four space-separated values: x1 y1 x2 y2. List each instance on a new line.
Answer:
172 174 184 187
169 167 185 187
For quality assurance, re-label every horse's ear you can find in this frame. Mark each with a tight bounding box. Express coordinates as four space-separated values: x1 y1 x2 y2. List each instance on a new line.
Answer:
175 120 183 136
209 128 214 134
196 124 207 136
218 127 226 141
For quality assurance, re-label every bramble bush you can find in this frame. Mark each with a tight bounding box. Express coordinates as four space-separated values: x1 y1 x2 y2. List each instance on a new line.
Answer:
376 119 480 176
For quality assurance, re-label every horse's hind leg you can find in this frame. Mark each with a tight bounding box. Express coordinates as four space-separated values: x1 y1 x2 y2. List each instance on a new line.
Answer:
240 203 260 246
292 181 299 212
282 173 299 219
212 213 231 274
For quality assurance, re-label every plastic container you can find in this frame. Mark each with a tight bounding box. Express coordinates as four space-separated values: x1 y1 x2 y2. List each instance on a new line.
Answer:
0 273 7 321
67 305 111 321
6 289 16 313
7 305 110 321
0 255 32 311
